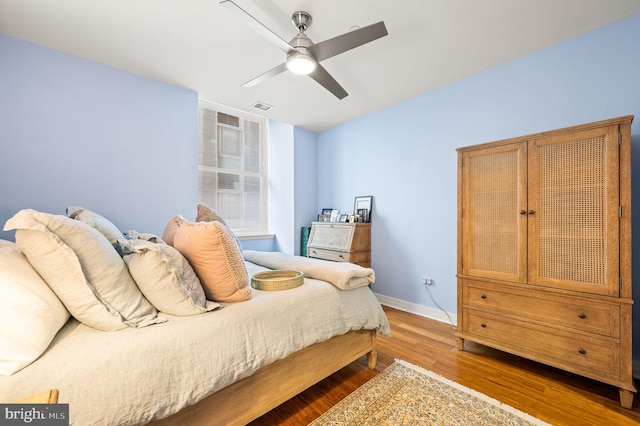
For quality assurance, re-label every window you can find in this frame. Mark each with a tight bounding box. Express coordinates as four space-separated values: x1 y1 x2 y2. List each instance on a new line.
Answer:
198 100 268 235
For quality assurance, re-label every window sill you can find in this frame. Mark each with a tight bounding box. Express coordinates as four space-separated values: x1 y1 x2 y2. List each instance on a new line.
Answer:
236 233 275 241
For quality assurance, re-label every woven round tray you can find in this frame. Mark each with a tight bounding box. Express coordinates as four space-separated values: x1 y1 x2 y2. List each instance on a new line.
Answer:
251 270 304 291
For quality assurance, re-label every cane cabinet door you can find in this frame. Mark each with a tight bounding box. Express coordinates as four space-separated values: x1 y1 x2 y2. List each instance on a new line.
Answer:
527 124 621 296
460 142 527 283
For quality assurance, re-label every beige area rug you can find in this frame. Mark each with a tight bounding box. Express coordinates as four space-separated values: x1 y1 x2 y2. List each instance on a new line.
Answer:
309 359 551 426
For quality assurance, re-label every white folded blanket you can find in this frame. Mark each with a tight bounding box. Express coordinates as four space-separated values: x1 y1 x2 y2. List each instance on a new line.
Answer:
243 250 375 290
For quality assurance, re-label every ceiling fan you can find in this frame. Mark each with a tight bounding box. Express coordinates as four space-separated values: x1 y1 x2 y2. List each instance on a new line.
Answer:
220 0 388 99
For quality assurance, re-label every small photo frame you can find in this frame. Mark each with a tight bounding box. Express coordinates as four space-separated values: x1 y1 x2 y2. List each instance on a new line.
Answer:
353 196 373 223
319 208 333 222
339 214 348 222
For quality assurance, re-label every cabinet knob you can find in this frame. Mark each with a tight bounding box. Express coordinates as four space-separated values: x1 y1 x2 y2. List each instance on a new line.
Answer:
480 294 487 299
578 348 586 355
528 210 535 215
481 323 487 328
578 313 586 319
339 254 344 259
520 210 526 215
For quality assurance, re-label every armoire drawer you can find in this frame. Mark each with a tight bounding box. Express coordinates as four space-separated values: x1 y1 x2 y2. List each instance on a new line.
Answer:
463 308 620 378
462 280 619 338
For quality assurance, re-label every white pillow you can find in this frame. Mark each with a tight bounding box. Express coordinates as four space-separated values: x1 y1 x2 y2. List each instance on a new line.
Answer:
0 240 70 375
4 209 163 331
66 205 123 245
118 239 220 316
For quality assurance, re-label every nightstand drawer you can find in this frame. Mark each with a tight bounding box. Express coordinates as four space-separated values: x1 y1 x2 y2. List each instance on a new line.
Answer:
307 247 370 266
307 247 350 262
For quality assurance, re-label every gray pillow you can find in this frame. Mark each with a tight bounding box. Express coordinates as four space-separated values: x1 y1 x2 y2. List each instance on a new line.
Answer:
66 205 123 245
118 239 220 316
4 209 163 331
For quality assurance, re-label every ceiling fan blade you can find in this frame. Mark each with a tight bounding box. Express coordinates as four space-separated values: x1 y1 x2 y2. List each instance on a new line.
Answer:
220 0 293 54
310 21 388 62
309 64 348 99
241 62 288 87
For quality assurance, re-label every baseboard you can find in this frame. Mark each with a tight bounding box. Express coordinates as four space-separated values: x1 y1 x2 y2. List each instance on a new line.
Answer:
373 293 458 327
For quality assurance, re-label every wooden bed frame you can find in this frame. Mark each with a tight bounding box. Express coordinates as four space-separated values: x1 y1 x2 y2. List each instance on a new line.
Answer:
152 329 378 426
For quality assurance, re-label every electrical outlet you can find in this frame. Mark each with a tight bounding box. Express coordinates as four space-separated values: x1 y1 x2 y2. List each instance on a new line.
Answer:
422 277 434 286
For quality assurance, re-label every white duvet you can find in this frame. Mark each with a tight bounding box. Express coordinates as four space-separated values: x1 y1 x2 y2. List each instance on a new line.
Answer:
0 262 390 425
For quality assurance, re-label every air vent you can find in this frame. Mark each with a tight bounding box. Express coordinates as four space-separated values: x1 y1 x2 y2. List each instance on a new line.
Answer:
252 101 274 111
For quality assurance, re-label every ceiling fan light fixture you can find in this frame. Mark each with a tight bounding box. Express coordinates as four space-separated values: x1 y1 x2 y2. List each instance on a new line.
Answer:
286 51 317 75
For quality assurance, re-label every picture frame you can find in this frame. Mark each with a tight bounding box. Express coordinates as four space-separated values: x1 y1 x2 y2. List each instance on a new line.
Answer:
319 208 333 222
353 196 373 222
339 214 348 222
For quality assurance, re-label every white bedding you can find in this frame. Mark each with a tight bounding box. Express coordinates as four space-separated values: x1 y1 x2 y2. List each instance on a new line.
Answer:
0 261 390 425
243 250 375 289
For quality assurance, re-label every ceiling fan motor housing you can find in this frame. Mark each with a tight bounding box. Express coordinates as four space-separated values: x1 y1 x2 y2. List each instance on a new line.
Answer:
291 11 312 32
288 32 314 54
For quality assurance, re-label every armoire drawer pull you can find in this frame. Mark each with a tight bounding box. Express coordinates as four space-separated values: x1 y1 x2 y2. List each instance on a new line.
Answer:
578 348 586 355
578 313 586 319
480 294 487 299
481 323 487 328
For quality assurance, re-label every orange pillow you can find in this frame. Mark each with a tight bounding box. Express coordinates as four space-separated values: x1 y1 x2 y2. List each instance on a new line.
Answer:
195 204 242 250
162 215 185 246
173 221 251 303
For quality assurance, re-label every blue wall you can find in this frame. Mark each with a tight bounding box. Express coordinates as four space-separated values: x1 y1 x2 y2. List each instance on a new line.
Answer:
267 119 295 253
0 33 299 254
317 13 640 356
293 127 319 255
0 34 199 240
3 12 640 360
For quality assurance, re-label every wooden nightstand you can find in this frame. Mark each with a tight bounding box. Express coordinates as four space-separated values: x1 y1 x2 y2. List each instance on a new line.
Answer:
307 222 371 267
13 389 59 403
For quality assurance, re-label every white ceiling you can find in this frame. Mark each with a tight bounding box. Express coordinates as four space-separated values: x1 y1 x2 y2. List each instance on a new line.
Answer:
2 0 640 132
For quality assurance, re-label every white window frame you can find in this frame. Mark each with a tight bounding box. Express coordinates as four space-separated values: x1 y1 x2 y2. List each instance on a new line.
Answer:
198 99 268 236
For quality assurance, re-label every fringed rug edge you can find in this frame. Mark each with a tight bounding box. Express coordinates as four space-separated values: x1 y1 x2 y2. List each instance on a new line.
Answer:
394 359 552 426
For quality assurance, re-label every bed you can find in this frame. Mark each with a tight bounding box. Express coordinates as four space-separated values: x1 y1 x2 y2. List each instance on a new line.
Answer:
0 209 390 426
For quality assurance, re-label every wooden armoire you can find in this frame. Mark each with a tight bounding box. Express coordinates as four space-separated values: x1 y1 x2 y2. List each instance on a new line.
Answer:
456 116 635 408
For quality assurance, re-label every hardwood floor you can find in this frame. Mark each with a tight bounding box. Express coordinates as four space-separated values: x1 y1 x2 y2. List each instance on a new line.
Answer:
250 305 640 426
